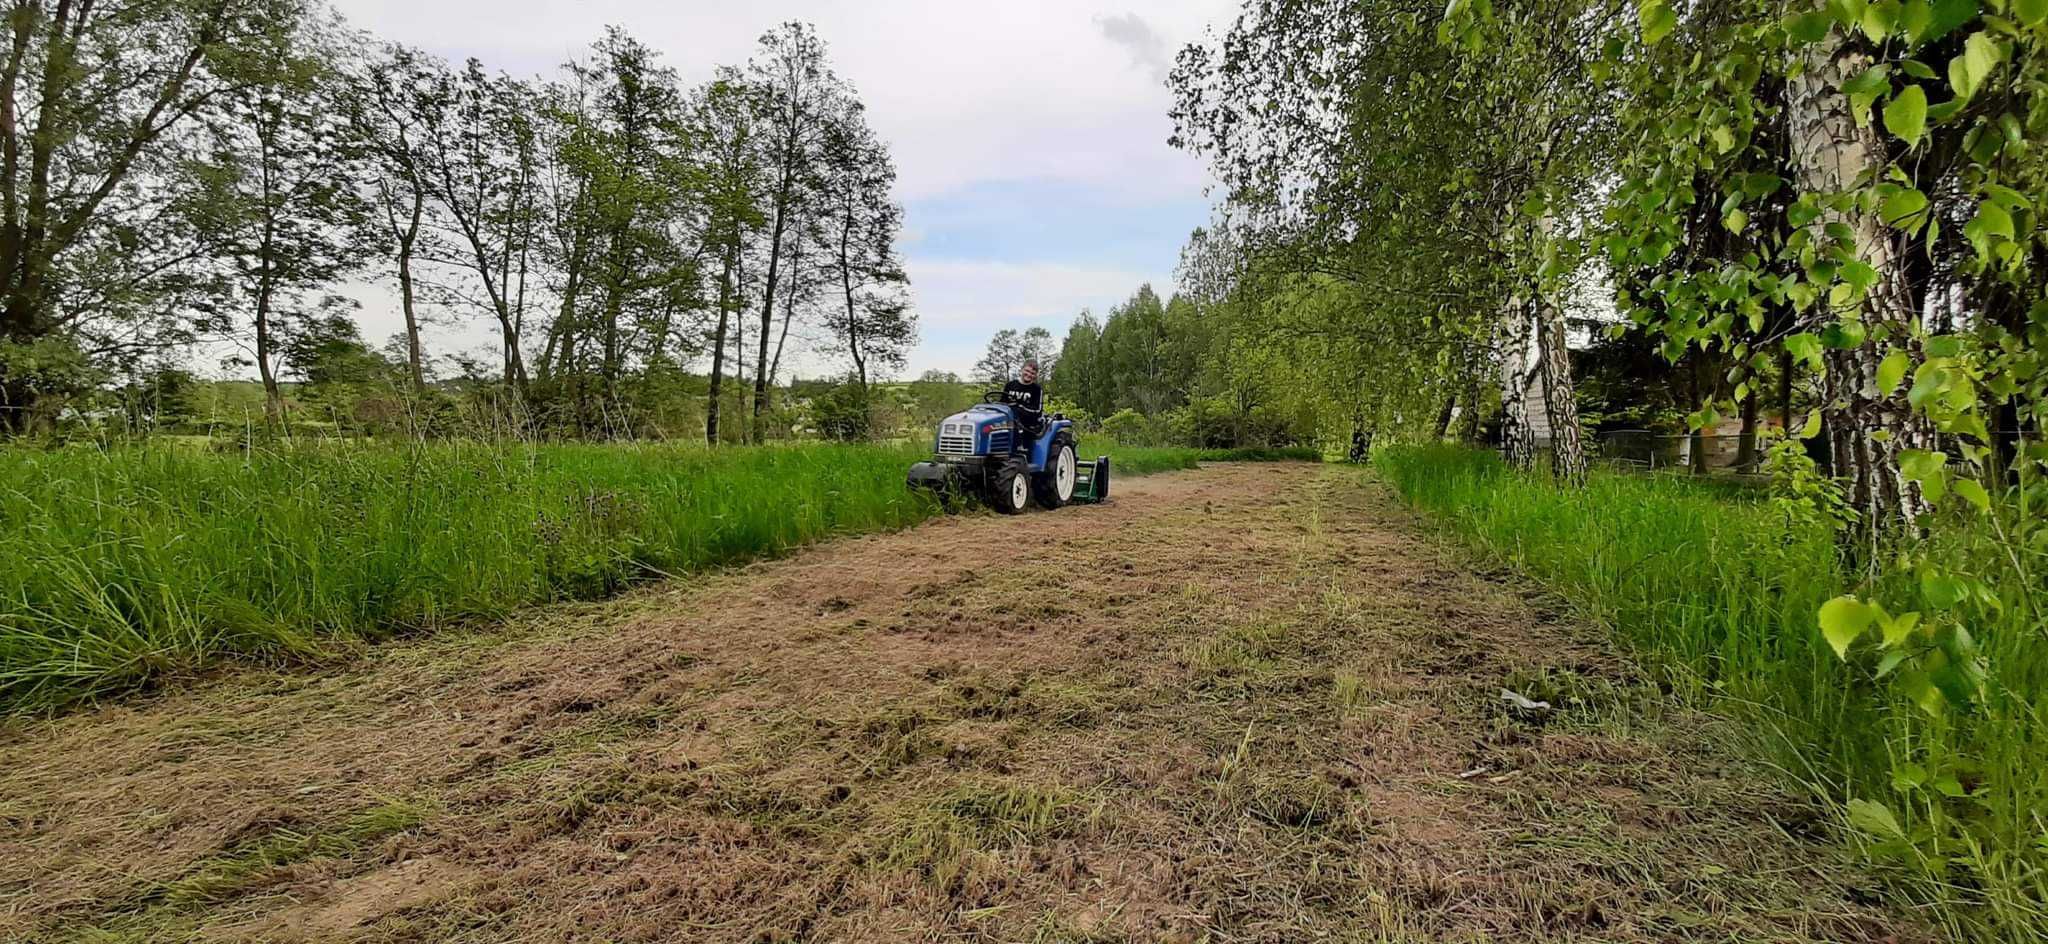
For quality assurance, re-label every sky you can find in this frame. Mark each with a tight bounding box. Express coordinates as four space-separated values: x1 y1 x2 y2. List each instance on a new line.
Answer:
328 0 1237 381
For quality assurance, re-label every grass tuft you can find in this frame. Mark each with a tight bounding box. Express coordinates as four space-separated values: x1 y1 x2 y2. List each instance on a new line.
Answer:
1377 443 2048 942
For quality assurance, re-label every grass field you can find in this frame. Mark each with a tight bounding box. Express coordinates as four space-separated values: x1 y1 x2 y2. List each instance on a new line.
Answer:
1377 444 2047 942
0 462 1906 943
0 438 1298 713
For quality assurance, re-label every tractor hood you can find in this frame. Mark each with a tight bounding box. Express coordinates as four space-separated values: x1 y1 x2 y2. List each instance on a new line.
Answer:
935 404 1017 456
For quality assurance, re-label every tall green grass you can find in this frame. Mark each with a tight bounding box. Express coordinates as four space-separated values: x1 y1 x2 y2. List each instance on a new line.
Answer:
1376 444 2046 941
0 438 1216 711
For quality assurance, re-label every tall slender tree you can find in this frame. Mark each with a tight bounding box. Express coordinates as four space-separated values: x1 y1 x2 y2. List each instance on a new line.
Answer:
819 104 911 389
351 43 445 390
180 2 373 422
693 71 765 444
744 21 845 441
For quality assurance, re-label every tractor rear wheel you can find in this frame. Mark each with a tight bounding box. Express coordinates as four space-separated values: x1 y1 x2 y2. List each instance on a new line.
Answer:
1033 441 1077 509
988 456 1030 515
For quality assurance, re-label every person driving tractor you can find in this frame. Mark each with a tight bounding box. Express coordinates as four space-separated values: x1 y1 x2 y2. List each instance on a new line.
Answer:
1002 359 1045 448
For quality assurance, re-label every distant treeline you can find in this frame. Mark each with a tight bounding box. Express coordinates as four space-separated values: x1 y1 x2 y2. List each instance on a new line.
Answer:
0 3 912 443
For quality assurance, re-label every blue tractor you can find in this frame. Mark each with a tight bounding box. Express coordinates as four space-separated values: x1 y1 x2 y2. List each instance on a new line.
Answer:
906 392 1109 513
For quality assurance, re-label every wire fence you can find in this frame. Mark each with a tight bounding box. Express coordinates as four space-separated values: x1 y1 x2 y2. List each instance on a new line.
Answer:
1592 430 1770 474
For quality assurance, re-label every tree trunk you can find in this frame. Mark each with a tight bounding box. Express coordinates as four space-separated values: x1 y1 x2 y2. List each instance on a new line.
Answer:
254 273 283 427
1532 294 1585 484
707 247 734 446
1432 391 1456 441
838 205 866 388
753 170 793 442
1498 304 1535 471
1779 344 1795 442
1458 358 1483 443
397 192 426 390
1734 387 1761 471
1789 23 1933 563
770 232 803 397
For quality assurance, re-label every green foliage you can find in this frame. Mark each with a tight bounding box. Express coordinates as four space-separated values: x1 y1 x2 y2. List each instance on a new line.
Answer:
1100 408 1164 446
1766 434 1854 532
807 380 874 441
1380 444 2048 941
1043 394 1093 431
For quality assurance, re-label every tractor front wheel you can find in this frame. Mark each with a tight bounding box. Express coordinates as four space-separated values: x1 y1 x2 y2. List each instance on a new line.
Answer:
988 456 1031 515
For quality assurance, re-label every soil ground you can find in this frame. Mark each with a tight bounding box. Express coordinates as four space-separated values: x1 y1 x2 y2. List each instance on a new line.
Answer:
1 464 1911 943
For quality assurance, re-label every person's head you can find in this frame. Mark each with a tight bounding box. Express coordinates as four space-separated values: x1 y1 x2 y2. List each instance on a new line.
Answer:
1020 360 1039 384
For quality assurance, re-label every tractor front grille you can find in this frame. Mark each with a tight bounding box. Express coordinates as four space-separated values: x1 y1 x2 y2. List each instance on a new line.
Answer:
938 430 976 455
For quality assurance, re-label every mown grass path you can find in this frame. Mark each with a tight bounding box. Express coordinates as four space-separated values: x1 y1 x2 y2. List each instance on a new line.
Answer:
0 465 1913 942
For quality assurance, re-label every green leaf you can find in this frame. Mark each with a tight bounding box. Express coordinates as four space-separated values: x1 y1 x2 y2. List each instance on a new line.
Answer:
1920 569 1967 607
1842 64 1891 96
1900 448 1949 502
1930 660 1977 710
1899 58 1937 81
1924 334 1964 357
1900 449 1947 481
1891 761 1928 791
1724 208 1749 232
1950 32 2000 101
1921 0 1978 43
1952 478 1990 512
1907 364 1946 408
2018 0 2047 26
1876 350 1909 394
1820 596 1877 659
1821 321 1867 349
1801 409 1823 439
1974 202 2015 241
1860 0 1899 41
1900 0 1934 40
1786 10 1835 43
1900 669 1946 716
1884 85 1928 149
1881 611 1920 647
1785 333 1823 368
1840 260 1879 291
1880 187 1929 228
1847 798 1907 839
1640 0 1678 44
1711 124 1737 153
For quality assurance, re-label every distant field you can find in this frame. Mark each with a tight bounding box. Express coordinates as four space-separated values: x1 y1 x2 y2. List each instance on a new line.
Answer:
0 439 1299 712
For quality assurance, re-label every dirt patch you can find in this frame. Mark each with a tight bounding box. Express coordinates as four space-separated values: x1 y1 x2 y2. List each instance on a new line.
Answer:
0 464 1915 942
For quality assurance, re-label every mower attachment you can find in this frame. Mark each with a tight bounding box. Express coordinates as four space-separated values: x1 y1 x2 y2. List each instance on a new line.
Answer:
1070 456 1110 503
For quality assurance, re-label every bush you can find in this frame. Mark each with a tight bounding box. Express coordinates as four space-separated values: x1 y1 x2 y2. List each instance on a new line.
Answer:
808 382 874 442
1101 408 1161 445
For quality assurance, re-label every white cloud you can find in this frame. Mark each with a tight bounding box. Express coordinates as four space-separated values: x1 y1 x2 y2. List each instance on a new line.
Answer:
1094 12 1171 82
901 259 1166 378
908 258 1159 327
332 0 1230 201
